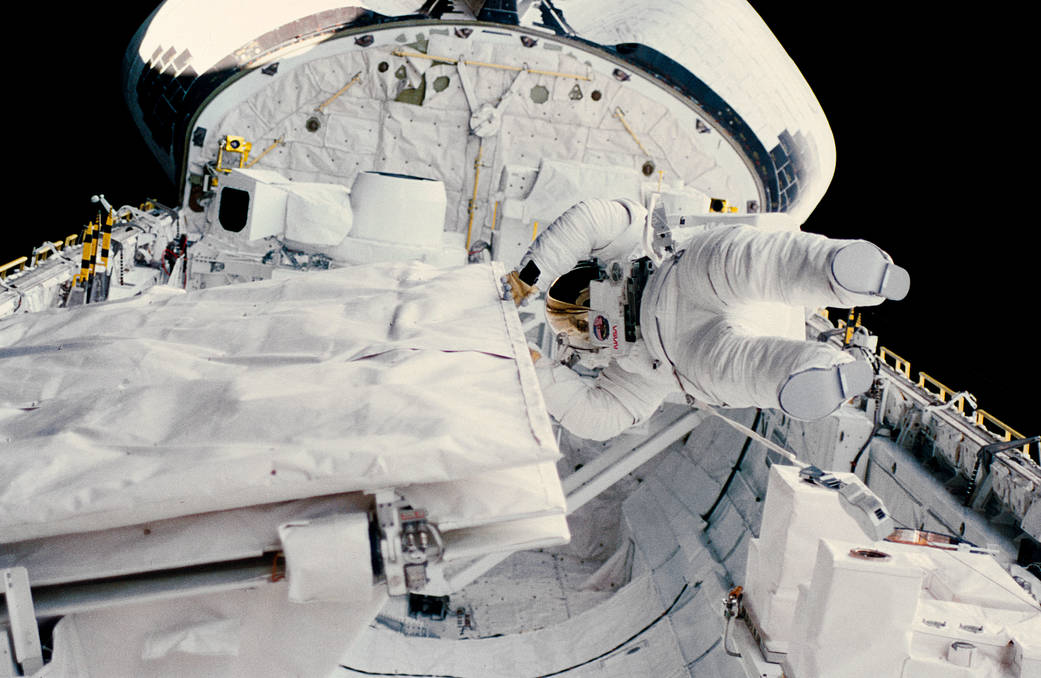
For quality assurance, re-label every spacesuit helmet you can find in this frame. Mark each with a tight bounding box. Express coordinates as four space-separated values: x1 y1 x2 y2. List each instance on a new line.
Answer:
545 262 600 351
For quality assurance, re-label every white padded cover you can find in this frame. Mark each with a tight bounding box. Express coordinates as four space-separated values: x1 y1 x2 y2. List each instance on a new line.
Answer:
0 261 558 542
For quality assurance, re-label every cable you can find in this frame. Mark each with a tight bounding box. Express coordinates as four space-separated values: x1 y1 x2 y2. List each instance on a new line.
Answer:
702 410 763 523
935 548 1041 612
963 437 1041 507
849 367 886 473
722 616 741 657
534 582 691 677
0 275 26 312
849 399 881 474
849 343 881 371
340 667 461 678
340 583 693 678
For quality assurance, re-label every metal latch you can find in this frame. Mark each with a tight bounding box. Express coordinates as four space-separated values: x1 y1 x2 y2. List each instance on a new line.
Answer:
370 490 445 596
800 465 894 541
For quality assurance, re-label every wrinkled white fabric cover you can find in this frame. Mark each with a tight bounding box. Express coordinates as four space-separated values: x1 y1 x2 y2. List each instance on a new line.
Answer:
278 512 373 603
0 261 557 542
283 180 353 246
42 580 388 678
341 573 677 678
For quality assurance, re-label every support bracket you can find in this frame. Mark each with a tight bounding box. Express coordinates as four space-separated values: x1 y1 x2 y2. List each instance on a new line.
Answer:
1 567 43 676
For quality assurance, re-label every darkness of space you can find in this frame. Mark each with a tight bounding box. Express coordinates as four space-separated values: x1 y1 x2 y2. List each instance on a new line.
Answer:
6 4 1034 437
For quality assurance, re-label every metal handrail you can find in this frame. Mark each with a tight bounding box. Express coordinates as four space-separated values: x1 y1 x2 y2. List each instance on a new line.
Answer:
0 256 28 279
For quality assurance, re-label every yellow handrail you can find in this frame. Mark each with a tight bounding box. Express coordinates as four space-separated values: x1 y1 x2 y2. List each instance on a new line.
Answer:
2 232 81 281
32 241 57 265
975 410 1033 459
875 342 1032 460
917 372 963 412
0 256 28 279
975 409 1021 442
879 346 911 379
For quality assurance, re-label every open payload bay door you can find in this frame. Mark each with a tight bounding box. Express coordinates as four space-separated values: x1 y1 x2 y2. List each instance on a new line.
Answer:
0 261 566 676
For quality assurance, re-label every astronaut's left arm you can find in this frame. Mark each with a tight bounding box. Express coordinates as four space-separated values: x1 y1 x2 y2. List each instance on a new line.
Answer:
533 357 674 441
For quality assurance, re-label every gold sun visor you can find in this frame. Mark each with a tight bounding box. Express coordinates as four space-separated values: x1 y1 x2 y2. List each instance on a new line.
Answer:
546 294 593 350
545 263 600 350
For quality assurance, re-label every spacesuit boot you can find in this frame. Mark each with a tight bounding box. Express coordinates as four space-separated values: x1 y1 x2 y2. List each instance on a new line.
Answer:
773 240 907 418
829 240 910 302
778 360 875 420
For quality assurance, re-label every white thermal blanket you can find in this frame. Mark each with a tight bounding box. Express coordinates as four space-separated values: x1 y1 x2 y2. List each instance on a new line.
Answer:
0 261 557 542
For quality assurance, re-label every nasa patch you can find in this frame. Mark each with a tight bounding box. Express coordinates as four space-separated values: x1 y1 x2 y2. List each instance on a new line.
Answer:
592 314 611 341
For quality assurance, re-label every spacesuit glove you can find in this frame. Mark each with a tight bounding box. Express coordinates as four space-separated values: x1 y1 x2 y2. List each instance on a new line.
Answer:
502 270 538 306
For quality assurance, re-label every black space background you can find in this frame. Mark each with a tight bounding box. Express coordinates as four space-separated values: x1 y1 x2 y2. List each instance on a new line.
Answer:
6 5 1034 437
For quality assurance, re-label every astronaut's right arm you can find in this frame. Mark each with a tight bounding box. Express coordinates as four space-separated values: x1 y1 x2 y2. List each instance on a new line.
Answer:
533 358 673 441
506 198 646 304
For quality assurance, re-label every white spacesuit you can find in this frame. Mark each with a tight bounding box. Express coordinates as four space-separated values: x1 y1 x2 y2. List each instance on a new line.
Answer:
506 198 909 441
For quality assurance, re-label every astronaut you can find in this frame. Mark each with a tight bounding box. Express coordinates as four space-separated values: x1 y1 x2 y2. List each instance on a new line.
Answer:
503 198 909 441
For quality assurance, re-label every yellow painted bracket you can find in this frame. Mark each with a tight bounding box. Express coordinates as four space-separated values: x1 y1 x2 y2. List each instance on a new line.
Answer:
840 310 860 346
709 198 738 213
216 136 252 173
